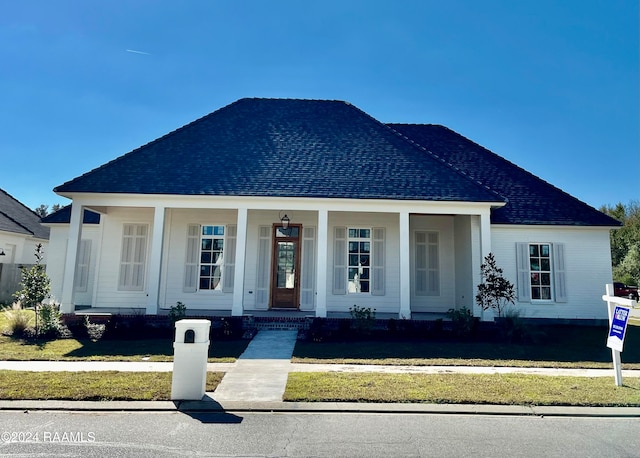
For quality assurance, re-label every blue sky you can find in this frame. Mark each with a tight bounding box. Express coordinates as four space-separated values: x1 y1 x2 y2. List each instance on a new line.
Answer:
1 0 638 212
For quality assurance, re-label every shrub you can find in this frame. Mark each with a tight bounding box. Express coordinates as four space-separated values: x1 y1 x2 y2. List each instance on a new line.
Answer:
446 306 476 338
38 302 62 339
475 253 516 318
4 303 34 337
349 304 376 336
168 301 187 324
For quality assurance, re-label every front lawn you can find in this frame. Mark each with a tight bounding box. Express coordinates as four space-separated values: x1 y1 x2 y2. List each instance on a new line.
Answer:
0 335 248 362
285 372 640 406
293 324 640 369
0 370 224 401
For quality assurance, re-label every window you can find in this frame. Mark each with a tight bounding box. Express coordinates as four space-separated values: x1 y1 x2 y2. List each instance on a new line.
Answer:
118 224 148 291
529 243 552 300
415 231 439 296
516 242 567 303
74 239 92 292
348 228 371 293
199 225 225 290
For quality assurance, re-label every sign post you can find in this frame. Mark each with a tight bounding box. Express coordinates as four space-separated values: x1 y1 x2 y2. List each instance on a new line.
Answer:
602 283 637 386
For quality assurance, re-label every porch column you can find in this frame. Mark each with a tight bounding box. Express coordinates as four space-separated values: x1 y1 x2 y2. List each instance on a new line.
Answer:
479 210 493 321
146 206 166 314
315 209 328 317
60 204 83 313
231 207 248 316
399 211 411 319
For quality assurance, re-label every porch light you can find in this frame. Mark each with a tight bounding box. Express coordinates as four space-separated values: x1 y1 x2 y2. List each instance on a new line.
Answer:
280 214 290 230
0 249 5 256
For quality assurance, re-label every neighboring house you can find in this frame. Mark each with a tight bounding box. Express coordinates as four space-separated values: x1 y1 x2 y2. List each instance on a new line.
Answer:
46 98 620 320
0 189 50 304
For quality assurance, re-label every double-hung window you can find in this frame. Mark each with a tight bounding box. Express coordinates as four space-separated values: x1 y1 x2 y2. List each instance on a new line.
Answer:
348 228 371 293
334 226 384 296
529 243 552 300
516 242 567 303
184 224 236 293
199 225 225 291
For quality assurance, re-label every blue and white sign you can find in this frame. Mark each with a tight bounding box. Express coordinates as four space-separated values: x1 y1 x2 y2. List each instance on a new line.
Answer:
607 306 630 352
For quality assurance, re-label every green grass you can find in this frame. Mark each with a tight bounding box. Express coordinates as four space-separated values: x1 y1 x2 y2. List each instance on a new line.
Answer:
0 370 225 401
0 335 248 362
293 325 640 369
285 372 640 406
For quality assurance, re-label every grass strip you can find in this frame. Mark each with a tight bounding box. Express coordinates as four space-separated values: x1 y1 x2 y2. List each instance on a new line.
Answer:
0 336 248 362
0 371 224 401
284 372 640 407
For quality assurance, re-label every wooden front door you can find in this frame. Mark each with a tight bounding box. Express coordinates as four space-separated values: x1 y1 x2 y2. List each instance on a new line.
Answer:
270 224 301 309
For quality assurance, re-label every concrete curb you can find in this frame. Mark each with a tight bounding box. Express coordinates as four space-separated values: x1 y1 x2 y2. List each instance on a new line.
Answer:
1 399 638 418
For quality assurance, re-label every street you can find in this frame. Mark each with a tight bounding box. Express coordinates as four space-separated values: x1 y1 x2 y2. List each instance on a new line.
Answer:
0 410 637 457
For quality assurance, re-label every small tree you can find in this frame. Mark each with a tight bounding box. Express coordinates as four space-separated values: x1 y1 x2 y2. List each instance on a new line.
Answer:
475 253 516 318
13 243 52 336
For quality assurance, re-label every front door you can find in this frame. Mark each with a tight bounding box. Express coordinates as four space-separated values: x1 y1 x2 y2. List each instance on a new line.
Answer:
270 224 301 309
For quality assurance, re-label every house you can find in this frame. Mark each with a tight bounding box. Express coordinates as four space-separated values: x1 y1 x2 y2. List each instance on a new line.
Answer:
44 98 620 321
0 189 50 304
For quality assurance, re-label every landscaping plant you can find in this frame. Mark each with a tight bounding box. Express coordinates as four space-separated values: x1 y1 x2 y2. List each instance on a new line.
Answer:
475 253 516 318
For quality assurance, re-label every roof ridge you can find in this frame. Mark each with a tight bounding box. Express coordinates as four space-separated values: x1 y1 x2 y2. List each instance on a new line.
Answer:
0 188 44 221
383 124 508 204
387 123 620 225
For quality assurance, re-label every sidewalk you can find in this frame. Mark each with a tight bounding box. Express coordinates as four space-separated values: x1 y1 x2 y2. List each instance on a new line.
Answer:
1 330 639 417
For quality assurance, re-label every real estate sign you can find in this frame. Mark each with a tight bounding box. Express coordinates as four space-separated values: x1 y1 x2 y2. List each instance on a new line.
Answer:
607 306 630 352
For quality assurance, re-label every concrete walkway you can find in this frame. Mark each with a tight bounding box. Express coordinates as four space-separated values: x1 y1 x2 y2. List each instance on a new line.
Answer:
210 330 298 402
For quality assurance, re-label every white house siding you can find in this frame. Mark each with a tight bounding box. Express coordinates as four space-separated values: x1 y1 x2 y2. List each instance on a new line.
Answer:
491 226 613 320
160 208 238 311
453 215 475 311
326 212 400 314
0 232 48 265
46 225 100 307
91 207 154 310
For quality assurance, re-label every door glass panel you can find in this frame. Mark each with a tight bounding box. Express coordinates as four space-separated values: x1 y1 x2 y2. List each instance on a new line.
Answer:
276 241 296 289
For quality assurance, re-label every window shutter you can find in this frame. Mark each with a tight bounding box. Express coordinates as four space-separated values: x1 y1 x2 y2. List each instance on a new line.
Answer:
333 226 347 295
516 242 530 302
255 226 271 308
427 232 440 296
119 224 148 291
222 225 237 293
553 243 567 303
301 227 316 309
183 224 199 293
415 232 427 296
74 239 91 292
371 227 385 296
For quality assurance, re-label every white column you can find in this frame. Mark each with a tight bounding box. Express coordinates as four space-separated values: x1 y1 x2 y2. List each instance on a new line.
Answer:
60 204 83 313
399 211 411 319
479 210 494 321
315 209 328 317
146 206 166 314
231 208 248 316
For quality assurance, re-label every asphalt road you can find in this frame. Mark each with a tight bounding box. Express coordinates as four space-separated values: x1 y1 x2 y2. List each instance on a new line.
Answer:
0 410 638 457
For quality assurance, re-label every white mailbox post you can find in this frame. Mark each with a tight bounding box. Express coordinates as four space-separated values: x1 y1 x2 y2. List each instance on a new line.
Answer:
171 319 211 400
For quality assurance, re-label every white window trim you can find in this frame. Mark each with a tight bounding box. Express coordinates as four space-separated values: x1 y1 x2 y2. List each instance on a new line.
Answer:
347 227 372 295
528 242 554 302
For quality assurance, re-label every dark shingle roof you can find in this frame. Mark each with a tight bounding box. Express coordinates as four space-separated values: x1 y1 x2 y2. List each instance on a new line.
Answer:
0 189 50 239
387 124 620 226
54 98 503 204
40 205 101 225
